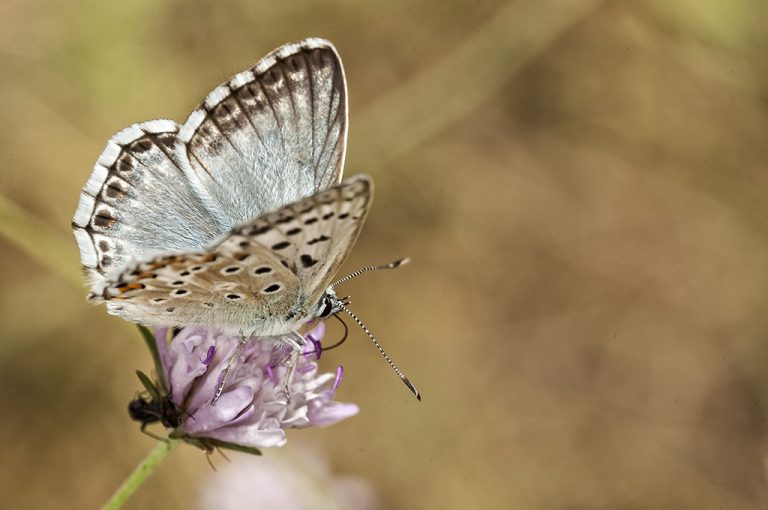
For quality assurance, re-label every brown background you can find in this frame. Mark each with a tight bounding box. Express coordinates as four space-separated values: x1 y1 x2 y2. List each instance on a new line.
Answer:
2 0 768 508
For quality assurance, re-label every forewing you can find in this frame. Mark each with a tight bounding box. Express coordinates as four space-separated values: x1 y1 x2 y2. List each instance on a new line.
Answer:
231 175 373 306
176 38 348 227
72 120 227 286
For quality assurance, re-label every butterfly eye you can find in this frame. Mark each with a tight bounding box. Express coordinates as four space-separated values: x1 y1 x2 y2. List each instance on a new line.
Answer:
318 296 334 318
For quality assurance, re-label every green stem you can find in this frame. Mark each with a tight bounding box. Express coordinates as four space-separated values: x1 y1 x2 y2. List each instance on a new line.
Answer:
100 439 179 510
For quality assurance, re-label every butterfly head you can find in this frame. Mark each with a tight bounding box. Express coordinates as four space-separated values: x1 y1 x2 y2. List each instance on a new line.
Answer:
316 289 346 319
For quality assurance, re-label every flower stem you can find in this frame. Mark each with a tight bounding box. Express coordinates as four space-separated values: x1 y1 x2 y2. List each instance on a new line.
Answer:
100 439 180 510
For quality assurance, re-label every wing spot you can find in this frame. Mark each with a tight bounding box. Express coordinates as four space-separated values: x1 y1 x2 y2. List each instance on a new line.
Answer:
156 133 176 149
338 213 350 219
129 139 153 153
253 266 273 275
275 216 295 225
307 235 330 246
104 183 127 199
322 212 334 220
115 282 144 293
272 241 291 250
116 155 134 173
170 280 185 287
171 289 189 296
247 225 271 236
213 102 235 121
93 209 117 228
225 293 243 301
304 217 318 225
234 252 250 262
300 254 318 268
166 307 175 313
221 266 242 275
179 270 191 276
286 227 302 236
201 302 216 308
261 283 282 294
152 298 167 303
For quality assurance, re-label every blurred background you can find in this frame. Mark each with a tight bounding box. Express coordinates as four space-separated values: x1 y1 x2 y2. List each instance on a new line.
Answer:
2 0 768 508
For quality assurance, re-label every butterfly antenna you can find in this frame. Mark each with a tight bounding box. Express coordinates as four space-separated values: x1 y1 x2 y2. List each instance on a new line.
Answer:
338 302 421 401
331 258 410 288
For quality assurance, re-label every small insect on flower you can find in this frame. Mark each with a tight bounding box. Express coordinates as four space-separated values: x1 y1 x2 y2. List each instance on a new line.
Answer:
129 324 358 453
128 370 182 439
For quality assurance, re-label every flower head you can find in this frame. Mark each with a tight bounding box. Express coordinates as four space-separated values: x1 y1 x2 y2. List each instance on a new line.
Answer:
131 323 358 452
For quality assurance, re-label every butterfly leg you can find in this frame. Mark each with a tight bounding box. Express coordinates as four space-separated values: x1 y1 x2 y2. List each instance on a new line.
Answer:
278 333 305 403
211 335 248 405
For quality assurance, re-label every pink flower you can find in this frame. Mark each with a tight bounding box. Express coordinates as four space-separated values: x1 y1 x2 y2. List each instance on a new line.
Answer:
132 323 358 452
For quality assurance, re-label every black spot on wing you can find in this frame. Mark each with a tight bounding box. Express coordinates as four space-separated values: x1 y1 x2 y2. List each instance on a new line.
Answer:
247 225 271 236
307 235 330 246
262 283 281 293
272 241 291 250
300 254 318 268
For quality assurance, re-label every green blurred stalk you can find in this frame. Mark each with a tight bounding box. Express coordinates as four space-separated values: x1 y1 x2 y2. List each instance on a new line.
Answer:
0 192 82 288
100 439 179 510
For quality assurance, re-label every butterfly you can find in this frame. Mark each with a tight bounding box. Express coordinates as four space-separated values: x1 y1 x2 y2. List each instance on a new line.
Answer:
72 37 369 333
73 38 419 400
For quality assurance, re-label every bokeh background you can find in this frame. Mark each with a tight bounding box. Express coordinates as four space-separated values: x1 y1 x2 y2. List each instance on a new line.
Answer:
2 0 768 508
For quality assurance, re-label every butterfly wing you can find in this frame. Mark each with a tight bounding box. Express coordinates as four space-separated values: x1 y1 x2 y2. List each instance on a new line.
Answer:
72 120 227 285
234 174 374 307
73 38 347 290
91 176 372 334
176 38 348 227
90 236 301 334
